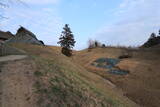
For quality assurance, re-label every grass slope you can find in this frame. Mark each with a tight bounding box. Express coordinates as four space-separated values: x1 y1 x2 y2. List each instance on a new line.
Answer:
73 47 160 107
11 43 138 107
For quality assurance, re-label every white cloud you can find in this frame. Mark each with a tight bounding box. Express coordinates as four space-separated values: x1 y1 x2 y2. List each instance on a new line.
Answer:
94 0 160 46
20 0 59 5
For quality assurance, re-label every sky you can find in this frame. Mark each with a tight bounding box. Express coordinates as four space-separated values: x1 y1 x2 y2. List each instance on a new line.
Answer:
0 0 160 50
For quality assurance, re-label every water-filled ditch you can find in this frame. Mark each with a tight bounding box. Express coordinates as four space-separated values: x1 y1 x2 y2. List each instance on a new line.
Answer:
91 58 129 75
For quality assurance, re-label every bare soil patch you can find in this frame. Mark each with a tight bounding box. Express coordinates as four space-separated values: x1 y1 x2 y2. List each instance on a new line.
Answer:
0 59 37 107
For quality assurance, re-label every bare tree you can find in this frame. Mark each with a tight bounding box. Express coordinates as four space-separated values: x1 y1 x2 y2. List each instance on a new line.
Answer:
0 0 23 6
0 0 24 19
88 39 95 49
88 39 102 49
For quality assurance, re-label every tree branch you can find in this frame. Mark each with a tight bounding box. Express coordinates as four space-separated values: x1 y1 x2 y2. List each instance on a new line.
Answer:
0 0 26 19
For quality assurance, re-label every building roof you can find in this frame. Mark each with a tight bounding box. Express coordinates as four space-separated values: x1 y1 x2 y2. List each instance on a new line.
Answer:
5 26 44 45
0 31 14 39
16 26 37 39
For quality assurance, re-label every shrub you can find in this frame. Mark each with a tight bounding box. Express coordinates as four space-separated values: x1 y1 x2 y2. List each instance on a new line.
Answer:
61 47 72 57
34 71 43 76
102 44 106 48
88 39 102 49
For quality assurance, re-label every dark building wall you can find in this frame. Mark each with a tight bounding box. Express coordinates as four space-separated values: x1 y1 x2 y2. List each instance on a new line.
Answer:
0 38 7 43
0 38 7 40
0 44 26 56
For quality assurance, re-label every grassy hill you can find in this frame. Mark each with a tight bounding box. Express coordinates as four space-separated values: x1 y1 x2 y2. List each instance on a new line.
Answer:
1 43 138 107
2 43 160 107
73 47 160 107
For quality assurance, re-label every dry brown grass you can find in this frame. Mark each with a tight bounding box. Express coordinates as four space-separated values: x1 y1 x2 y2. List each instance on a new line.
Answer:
9 43 138 107
73 47 160 107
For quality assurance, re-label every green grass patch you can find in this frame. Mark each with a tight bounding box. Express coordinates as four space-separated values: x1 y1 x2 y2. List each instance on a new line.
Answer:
31 55 131 107
34 71 43 76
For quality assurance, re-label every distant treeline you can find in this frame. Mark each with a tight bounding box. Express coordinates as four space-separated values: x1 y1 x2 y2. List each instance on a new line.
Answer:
142 30 160 48
88 39 106 49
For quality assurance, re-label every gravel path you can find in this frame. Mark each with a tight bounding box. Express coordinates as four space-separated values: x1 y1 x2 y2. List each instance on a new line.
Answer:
0 55 27 62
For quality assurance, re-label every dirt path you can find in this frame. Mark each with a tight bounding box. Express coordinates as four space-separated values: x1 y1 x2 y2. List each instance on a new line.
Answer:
0 55 27 62
0 59 37 107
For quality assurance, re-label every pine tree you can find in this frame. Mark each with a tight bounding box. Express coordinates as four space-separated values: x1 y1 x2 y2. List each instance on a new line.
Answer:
150 33 156 39
58 24 76 57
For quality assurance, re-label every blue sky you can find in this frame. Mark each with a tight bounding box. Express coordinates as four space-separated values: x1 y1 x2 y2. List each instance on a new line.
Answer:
0 0 160 50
